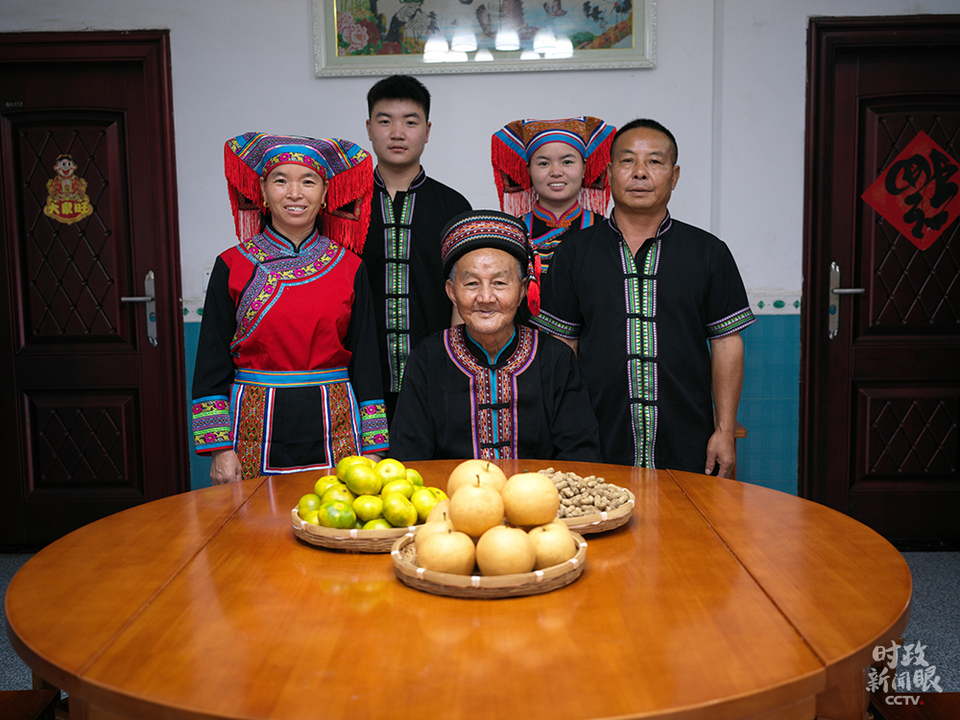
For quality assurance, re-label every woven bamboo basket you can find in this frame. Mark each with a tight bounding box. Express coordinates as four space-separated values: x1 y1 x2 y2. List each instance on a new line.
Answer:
391 531 587 599
291 509 418 553
560 488 635 534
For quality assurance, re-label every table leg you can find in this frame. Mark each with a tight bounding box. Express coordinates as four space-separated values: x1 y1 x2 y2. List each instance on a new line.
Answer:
816 667 869 720
66 697 132 720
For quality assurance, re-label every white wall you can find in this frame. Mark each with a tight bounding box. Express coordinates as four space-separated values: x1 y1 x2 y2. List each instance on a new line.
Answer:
2 0 957 305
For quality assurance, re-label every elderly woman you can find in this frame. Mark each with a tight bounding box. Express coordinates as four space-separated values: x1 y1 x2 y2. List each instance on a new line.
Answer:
192 133 388 484
491 116 615 275
389 211 600 462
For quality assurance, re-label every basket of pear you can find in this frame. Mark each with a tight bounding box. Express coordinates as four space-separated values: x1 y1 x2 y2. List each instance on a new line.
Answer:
391 460 587 598
292 456 446 553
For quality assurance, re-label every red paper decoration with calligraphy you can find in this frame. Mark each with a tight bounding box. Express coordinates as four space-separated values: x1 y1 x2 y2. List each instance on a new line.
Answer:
861 131 960 251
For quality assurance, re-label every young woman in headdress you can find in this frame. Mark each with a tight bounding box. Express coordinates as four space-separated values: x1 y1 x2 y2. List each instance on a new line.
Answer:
192 133 388 484
491 116 616 277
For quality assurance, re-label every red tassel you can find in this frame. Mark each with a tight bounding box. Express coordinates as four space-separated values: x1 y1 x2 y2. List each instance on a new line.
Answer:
527 279 540 316
319 153 373 254
492 134 534 215
224 141 269 241
585 131 614 189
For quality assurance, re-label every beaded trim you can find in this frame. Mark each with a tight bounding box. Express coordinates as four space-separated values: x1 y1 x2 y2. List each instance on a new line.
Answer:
622 238 659 469
381 189 416 393
444 325 537 459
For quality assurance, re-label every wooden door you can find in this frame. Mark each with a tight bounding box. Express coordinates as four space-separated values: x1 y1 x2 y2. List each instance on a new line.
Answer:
0 31 188 547
801 16 960 541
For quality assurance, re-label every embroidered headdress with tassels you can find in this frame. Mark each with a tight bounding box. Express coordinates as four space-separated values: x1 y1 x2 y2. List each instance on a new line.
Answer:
224 132 373 253
491 116 616 218
440 210 543 316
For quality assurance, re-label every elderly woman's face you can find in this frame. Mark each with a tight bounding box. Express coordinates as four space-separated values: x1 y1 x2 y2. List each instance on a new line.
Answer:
446 248 525 351
260 164 328 241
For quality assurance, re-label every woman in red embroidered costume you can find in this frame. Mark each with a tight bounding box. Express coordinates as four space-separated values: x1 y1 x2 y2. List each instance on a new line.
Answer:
491 116 616 280
192 133 388 484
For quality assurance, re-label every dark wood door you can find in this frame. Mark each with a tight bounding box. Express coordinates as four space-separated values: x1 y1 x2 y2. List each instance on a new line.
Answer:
802 16 960 541
0 31 188 547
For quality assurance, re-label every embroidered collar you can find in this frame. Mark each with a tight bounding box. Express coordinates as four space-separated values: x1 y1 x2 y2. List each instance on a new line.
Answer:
462 325 519 368
373 165 427 193
532 202 584 230
608 209 673 241
259 223 322 256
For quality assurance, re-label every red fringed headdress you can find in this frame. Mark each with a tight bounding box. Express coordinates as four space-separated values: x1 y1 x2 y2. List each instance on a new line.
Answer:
224 132 373 253
491 116 616 218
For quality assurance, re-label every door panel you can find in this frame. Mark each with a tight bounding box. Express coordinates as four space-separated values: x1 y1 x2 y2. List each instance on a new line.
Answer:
0 32 188 546
802 17 960 541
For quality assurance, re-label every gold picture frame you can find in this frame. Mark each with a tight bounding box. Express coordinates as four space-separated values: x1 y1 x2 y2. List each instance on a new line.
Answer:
313 0 656 76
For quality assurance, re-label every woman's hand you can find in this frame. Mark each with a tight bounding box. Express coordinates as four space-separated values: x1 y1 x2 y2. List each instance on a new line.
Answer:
210 449 242 485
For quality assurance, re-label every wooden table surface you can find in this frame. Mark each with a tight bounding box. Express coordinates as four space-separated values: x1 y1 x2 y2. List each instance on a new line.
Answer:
5 460 911 720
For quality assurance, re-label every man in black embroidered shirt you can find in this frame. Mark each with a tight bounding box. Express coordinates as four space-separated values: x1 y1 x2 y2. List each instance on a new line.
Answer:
532 119 755 476
390 211 600 462
361 75 471 420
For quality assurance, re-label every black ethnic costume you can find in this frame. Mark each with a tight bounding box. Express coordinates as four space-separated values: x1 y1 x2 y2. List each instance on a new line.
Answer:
390 324 600 462
362 167 471 418
532 212 756 472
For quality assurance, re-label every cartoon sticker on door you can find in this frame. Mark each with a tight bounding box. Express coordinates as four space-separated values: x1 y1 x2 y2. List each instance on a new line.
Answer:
43 154 94 224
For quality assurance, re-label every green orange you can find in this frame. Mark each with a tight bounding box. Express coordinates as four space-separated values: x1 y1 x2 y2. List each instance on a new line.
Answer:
313 474 342 498
336 454 374 481
344 463 382 496
316 501 357 529
353 494 384 523
321 484 356 505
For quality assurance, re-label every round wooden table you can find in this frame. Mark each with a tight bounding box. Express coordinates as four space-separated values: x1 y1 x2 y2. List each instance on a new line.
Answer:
5 460 910 720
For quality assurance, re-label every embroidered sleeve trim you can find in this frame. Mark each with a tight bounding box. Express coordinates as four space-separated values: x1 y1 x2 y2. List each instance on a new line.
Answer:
707 306 757 340
359 399 389 454
192 395 233 453
707 307 757 338
530 309 581 340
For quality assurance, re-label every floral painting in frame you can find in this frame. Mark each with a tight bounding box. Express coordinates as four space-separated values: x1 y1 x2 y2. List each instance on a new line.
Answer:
314 0 655 75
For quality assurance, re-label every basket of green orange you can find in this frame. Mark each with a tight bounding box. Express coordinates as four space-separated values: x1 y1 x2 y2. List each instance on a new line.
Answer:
292 456 445 553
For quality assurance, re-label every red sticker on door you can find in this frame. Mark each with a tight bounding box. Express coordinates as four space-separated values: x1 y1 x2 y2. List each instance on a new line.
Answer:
43 154 94 225
861 131 960 251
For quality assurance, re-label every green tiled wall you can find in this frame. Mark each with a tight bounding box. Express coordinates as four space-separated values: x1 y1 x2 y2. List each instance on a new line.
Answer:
737 315 800 495
184 322 213 489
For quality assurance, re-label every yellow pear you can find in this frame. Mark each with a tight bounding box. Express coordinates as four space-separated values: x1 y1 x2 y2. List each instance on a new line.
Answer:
476 525 536 576
416 529 477 575
446 459 507 497
414 518 455 550
426 498 451 523
528 522 577 569
501 472 560 527
448 479 505 538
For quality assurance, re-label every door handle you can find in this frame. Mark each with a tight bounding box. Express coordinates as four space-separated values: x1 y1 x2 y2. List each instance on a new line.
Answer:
828 262 863 339
120 271 158 347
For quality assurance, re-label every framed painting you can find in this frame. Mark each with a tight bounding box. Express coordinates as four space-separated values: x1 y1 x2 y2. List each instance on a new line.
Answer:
313 0 656 75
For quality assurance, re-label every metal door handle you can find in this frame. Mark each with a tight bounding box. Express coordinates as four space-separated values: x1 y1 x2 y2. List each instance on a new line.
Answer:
828 262 862 339
123 271 158 347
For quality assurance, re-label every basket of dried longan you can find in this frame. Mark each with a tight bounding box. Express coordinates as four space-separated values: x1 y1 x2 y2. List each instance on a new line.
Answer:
539 468 635 534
